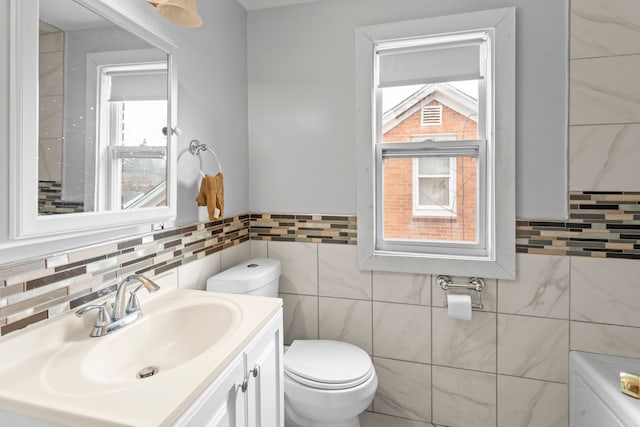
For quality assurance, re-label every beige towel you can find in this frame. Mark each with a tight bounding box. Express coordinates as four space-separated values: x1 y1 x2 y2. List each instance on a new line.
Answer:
196 173 224 220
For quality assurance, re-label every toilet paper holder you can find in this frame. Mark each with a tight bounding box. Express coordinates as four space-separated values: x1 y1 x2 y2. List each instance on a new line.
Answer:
437 275 485 310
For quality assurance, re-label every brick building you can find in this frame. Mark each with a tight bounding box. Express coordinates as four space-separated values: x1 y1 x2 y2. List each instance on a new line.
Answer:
382 83 478 242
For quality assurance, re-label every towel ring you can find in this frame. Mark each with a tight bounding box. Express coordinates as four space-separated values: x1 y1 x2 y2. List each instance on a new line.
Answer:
190 139 222 177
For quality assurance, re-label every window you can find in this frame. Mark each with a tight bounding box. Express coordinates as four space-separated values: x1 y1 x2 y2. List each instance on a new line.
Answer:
96 62 168 210
355 8 516 279
413 156 456 216
410 134 460 218
377 29 488 253
107 99 167 209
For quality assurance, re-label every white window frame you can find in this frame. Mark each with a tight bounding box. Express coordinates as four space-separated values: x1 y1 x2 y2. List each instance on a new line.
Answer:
355 8 516 279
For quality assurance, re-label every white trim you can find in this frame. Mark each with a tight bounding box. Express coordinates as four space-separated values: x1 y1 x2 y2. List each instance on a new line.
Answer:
10 0 178 239
355 7 516 279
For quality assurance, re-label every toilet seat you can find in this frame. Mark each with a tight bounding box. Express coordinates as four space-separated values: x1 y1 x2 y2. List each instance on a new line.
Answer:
284 340 374 390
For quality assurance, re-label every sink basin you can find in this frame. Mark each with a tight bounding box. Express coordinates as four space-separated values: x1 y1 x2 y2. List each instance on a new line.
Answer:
43 301 241 394
0 273 281 427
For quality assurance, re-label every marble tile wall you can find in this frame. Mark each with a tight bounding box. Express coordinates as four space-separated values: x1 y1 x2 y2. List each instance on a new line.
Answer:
262 238 580 427
570 0 640 188
38 23 64 183
260 239 640 427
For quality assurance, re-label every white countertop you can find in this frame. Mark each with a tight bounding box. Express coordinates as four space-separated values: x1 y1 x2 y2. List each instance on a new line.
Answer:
0 273 282 427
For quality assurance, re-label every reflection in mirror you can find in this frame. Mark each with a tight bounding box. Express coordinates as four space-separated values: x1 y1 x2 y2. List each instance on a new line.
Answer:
38 0 169 215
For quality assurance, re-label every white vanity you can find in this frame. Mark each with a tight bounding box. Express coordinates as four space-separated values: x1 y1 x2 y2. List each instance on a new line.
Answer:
0 272 284 426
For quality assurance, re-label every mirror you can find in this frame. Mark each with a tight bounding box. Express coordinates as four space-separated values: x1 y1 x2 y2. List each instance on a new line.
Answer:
39 0 168 215
10 0 177 238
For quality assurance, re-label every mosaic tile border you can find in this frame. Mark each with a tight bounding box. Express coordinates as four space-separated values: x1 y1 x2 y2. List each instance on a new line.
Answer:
517 192 640 259
250 213 357 244
38 181 84 215
2 193 639 338
0 215 250 337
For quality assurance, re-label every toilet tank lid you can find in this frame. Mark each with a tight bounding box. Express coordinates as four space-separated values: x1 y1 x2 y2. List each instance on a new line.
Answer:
206 258 281 293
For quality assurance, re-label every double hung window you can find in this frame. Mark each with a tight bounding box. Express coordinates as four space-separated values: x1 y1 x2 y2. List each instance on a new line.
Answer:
97 62 168 210
356 8 516 278
375 31 489 255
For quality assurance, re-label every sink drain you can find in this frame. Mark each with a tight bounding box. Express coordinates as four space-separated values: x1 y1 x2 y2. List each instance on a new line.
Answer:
137 366 159 379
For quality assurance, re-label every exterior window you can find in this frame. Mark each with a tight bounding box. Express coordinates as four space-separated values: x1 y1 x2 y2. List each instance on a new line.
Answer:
410 134 461 219
413 156 456 217
356 8 516 279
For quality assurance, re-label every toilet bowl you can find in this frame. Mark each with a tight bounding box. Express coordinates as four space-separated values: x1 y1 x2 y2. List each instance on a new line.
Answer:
207 258 377 427
284 340 377 427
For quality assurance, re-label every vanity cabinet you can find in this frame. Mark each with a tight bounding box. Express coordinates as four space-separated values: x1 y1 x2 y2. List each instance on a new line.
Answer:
174 309 283 427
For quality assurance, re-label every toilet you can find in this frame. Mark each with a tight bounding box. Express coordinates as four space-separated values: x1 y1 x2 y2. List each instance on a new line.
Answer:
207 258 378 427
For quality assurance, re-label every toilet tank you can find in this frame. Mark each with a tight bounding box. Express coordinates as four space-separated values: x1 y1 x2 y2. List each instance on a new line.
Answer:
570 351 640 427
206 258 281 297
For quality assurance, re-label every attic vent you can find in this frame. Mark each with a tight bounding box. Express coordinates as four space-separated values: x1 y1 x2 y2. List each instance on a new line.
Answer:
421 105 442 126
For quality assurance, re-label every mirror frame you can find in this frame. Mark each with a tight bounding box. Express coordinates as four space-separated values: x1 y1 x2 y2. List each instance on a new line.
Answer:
9 0 178 239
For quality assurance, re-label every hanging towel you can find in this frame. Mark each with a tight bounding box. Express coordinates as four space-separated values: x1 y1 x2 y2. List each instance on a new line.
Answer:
196 172 224 220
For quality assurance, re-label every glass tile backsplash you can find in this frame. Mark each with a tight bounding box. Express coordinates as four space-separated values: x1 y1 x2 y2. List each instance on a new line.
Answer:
1 194 638 337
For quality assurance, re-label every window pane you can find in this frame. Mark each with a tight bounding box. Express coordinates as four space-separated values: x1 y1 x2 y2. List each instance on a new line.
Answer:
116 100 168 147
381 81 480 143
382 156 477 243
418 157 449 175
418 177 449 206
121 158 166 209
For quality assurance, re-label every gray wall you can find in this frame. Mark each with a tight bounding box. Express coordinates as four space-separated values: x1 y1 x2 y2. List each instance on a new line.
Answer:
247 0 569 219
0 0 248 262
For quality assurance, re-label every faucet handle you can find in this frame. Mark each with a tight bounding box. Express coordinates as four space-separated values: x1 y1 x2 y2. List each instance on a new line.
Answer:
125 284 148 314
126 292 141 314
76 302 112 327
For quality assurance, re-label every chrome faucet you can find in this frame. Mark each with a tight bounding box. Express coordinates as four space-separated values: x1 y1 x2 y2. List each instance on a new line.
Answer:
76 274 161 337
112 274 161 320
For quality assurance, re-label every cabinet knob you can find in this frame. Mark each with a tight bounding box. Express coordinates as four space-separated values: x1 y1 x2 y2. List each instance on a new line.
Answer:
240 378 249 393
251 366 260 378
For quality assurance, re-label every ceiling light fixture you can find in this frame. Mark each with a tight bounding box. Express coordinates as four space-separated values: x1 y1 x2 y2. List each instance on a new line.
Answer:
147 0 203 28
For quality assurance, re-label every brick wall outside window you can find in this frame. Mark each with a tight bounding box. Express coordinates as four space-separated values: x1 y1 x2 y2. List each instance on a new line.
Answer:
383 100 478 241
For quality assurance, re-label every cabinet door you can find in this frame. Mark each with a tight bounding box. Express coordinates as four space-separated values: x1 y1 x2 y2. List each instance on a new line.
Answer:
174 354 246 427
244 311 284 427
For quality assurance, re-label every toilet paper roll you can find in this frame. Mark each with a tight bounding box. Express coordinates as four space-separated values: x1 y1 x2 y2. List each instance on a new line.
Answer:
447 293 472 321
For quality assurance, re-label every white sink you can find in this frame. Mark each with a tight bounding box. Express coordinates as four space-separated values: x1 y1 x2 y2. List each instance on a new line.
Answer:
43 300 241 394
0 272 281 427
